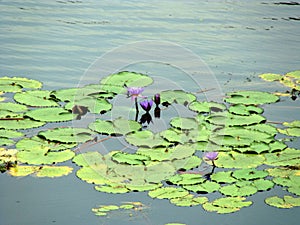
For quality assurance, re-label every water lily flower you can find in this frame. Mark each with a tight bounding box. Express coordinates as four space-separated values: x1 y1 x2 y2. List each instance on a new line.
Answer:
139 99 153 112
204 152 218 161
127 87 144 100
153 93 160 105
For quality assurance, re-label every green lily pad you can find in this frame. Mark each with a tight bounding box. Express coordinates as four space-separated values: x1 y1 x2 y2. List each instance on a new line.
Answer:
76 167 111 185
0 117 45 130
214 151 265 168
0 138 14 146
0 129 23 139
95 184 129 194
64 97 112 114
136 144 196 162
183 181 220 194
100 71 153 93
252 179 274 191
14 90 59 107
264 148 300 167
188 101 226 113
172 156 202 171
232 168 268 180
72 151 105 167
267 167 299 178
286 70 300 79
206 112 266 126
228 104 264 115
89 117 141 136
170 117 199 130
0 102 28 113
168 173 205 185
126 130 170 148
8 165 39 177
111 152 150 165
219 181 257 197
202 197 252 214
279 121 300 137
16 136 77 152
25 108 76 122
17 149 75 165
38 128 95 143
225 91 279 105
35 166 73 178
211 171 237 184
160 90 196 106
0 77 42 92
148 187 189 200
265 195 300 209
170 194 208 207
259 73 282 82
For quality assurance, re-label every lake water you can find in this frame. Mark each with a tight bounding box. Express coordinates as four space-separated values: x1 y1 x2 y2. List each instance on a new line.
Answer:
0 0 299 224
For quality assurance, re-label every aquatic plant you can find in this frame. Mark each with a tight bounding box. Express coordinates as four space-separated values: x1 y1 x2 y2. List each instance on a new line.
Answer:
0 70 299 222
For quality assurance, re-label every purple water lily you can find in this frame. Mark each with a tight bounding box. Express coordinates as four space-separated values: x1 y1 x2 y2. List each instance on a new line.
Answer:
204 152 219 161
139 99 153 112
127 87 144 100
153 93 160 105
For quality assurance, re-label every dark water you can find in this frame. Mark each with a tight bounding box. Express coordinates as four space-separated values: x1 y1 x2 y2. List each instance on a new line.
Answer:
0 0 300 225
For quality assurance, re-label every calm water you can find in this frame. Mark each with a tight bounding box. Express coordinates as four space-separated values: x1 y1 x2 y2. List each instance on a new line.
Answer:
0 0 300 224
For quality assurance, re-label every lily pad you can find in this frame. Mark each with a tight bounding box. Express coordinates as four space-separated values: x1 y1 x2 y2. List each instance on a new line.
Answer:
265 195 300 209
0 77 42 92
64 97 112 114
189 101 226 113
228 104 264 115
225 91 279 105
219 181 258 197
14 90 59 107
148 187 189 200
0 148 17 163
279 120 300 137
160 90 196 106
35 166 73 177
38 128 95 143
111 152 150 165
170 194 208 207
100 71 153 93
264 148 300 167
25 108 76 122
259 73 282 82
211 171 237 184
95 184 129 194
232 168 268 180
214 151 265 168
170 117 199 130
126 130 170 148
89 118 141 136
0 102 28 113
17 149 75 165
183 181 220 194
0 117 45 130
202 197 252 214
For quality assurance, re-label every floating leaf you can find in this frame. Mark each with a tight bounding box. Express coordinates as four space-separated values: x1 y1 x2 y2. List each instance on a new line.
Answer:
35 166 73 177
286 70 300 79
0 118 45 130
160 90 196 106
38 128 95 143
228 104 263 115
259 73 282 82
16 136 76 152
148 187 189 200
252 179 274 191
206 112 266 126
95 184 129 194
265 195 300 209
170 194 208 207
126 130 170 148
183 181 220 194
8 165 38 177
25 108 75 122
225 91 279 105
89 117 141 136
168 173 205 185
0 102 28 113
219 181 257 197
189 101 226 113
100 71 153 93
211 171 237 184
0 129 23 139
202 197 252 214
111 152 150 165
267 167 299 178
232 168 268 180
214 151 265 168
76 167 111 185
0 148 17 163
64 97 112 114
0 77 42 92
14 90 58 107
279 120 300 137
17 149 75 165
264 148 300 167
136 144 196 162
170 117 199 130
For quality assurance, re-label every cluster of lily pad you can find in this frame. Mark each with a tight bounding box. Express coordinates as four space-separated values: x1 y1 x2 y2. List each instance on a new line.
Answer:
0 71 299 217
